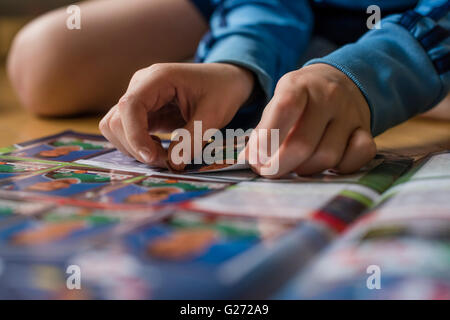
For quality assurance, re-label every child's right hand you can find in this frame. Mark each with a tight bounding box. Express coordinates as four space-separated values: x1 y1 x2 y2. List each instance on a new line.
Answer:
99 63 254 169
240 63 377 178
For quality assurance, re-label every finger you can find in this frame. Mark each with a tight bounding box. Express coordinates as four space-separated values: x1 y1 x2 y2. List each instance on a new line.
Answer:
109 111 144 160
258 106 330 178
240 89 308 168
116 96 161 164
167 105 218 171
255 89 308 144
118 66 179 166
334 128 377 174
99 106 132 157
294 120 352 175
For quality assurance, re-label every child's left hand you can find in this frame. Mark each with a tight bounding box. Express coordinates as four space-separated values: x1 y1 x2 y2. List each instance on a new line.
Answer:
99 63 254 169
241 63 377 178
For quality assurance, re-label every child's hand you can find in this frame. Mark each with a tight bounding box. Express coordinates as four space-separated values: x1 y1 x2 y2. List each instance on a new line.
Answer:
99 63 254 168
242 63 376 178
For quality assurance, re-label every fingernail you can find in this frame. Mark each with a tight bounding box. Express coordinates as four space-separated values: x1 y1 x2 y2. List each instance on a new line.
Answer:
139 149 153 163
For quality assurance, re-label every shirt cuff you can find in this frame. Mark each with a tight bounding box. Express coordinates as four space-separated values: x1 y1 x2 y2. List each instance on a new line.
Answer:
203 33 278 102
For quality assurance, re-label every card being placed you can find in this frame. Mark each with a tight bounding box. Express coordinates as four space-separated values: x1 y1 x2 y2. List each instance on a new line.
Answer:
172 136 250 174
76 149 165 174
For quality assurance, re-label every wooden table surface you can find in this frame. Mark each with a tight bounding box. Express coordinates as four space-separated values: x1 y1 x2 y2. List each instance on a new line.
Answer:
1 64 449 156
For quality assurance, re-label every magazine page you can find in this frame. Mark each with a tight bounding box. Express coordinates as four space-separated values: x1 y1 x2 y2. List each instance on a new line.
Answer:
276 151 450 299
0 131 414 298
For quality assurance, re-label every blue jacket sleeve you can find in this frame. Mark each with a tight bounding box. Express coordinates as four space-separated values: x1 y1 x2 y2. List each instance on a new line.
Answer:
195 0 313 102
305 0 450 136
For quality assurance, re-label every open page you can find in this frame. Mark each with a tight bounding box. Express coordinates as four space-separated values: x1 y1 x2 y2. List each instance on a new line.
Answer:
276 151 450 299
0 131 423 298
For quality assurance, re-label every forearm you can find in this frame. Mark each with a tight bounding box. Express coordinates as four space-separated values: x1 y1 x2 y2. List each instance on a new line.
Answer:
304 0 450 136
195 0 314 101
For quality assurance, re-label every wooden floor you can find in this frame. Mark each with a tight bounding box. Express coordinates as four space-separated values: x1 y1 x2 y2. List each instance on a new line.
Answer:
1 64 449 157
0 65 103 145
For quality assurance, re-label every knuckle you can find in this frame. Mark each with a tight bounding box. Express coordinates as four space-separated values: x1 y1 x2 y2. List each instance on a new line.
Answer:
323 80 341 100
276 93 299 112
116 100 127 114
109 115 122 130
148 63 164 72
129 63 168 84
315 150 340 168
130 68 146 81
278 72 297 86
354 131 376 154
147 63 170 77
276 73 303 93
117 94 131 107
117 95 140 112
99 118 108 133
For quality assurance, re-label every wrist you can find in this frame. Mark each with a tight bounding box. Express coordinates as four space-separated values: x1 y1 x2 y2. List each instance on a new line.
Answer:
221 63 255 104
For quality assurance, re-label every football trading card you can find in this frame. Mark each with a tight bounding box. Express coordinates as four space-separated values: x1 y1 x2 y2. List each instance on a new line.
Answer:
178 136 250 174
76 138 170 172
0 260 92 299
0 145 17 155
76 149 165 175
286 235 450 300
15 130 110 148
76 150 256 182
109 210 326 299
0 196 52 221
8 130 114 162
0 213 115 247
185 169 257 182
0 158 60 181
38 204 163 226
78 135 255 181
0 166 141 198
122 210 292 266
38 205 124 225
94 175 231 208
78 142 256 182
67 248 158 299
0 206 122 259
